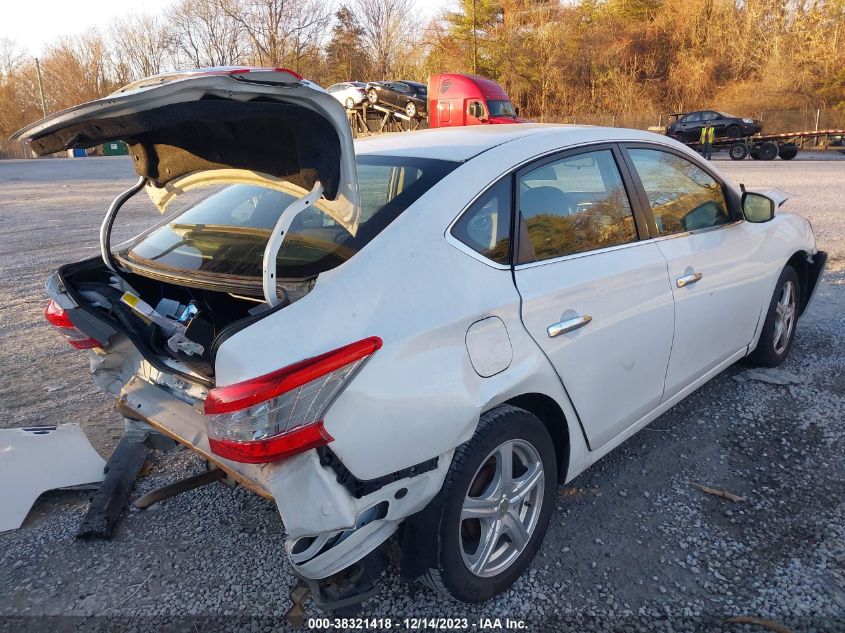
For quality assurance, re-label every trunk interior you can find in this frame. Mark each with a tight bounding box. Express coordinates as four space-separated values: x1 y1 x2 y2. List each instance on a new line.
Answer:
61 258 283 384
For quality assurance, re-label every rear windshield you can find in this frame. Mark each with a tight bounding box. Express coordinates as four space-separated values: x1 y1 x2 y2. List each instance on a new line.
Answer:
120 155 458 282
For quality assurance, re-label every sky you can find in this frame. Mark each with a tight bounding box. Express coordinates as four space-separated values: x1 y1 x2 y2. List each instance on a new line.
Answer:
3 0 454 57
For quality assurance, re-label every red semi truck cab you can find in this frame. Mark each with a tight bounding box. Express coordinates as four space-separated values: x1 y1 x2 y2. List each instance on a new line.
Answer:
427 73 522 128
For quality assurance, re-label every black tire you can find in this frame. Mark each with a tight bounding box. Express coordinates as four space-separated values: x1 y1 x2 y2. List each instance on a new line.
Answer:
726 124 741 138
419 405 557 603
366 88 378 105
729 142 749 160
758 141 778 161
778 143 798 160
750 149 761 160
747 266 800 367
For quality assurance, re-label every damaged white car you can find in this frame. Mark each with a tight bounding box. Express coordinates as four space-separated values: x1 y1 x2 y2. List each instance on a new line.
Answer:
13 67 826 609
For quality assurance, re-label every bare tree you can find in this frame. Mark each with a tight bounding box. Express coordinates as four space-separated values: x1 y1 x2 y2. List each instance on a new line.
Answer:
217 0 333 70
355 0 416 79
0 37 26 77
40 31 117 111
169 0 245 68
110 13 173 82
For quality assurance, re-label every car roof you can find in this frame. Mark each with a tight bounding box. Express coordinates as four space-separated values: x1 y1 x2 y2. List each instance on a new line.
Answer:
355 123 669 162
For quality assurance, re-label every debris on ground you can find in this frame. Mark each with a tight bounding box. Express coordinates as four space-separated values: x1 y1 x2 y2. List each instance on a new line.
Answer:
76 435 149 539
732 368 804 385
690 482 747 502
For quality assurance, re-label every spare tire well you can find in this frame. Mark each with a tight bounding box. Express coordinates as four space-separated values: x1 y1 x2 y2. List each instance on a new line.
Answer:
501 393 570 483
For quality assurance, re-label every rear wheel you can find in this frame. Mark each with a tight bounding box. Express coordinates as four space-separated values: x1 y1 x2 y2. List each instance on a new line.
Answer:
778 143 798 160
405 101 417 118
420 405 556 602
345 97 355 110
747 266 800 367
758 141 778 161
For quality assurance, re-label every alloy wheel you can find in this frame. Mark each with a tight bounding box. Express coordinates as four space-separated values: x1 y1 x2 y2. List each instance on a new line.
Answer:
459 439 545 578
406 102 417 118
773 279 797 355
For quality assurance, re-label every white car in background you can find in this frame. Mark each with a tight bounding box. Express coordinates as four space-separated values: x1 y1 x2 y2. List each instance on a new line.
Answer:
13 68 826 611
327 81 367 110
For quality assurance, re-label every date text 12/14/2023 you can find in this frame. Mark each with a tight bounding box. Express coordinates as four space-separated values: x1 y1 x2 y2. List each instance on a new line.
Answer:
307 617 529 629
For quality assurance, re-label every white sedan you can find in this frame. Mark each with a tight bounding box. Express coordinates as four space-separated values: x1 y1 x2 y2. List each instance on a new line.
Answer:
327 81 367 109
14 68 826 610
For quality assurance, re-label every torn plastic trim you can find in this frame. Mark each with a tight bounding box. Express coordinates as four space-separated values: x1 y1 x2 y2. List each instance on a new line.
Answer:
101 176 146 273
263 181 324 306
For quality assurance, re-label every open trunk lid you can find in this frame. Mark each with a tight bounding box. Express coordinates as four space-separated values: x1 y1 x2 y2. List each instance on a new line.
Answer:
11 67 360 234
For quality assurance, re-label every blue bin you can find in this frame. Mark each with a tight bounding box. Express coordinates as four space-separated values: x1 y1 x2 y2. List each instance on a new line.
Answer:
72 148 86 158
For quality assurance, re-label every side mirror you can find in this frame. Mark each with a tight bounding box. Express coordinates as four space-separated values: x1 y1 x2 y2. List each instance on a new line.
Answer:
742 192 775 223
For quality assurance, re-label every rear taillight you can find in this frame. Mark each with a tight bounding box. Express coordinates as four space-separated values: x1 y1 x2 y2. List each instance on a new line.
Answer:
204 336 382 464
45 299 101 349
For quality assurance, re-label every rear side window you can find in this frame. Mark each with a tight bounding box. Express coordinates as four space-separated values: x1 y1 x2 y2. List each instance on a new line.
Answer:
517 149 638 263
627 148 730 235
451 178 512 265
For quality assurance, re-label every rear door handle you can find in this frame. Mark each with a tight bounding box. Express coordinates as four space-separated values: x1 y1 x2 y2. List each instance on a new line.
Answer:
676 272 703 288
547 315 592 338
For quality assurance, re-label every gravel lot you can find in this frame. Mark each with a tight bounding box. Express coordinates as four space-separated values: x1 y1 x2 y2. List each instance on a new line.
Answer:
0 153 843 632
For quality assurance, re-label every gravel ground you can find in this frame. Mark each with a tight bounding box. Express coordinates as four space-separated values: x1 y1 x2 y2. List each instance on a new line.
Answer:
0 155 843 632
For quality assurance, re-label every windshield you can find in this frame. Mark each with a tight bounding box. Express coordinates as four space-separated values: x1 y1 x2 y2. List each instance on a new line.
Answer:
120 155 458 288
487 100 516 117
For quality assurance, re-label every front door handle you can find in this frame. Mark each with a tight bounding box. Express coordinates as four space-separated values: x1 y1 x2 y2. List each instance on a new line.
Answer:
547 315 592 338
676 272 703 288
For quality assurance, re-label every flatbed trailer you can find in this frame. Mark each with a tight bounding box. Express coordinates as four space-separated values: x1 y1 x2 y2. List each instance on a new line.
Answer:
346 102 426 137
699 129 845 160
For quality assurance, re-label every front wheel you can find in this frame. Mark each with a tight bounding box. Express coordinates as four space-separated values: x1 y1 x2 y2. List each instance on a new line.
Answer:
420 405 557 602
405 101 417 118
747 266 800 367
726 124 741 138
729 142 749 160
367 88 378 105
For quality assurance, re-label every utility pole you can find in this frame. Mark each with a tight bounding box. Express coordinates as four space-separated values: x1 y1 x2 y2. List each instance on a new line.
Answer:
35 58 47 118
471 0 478 74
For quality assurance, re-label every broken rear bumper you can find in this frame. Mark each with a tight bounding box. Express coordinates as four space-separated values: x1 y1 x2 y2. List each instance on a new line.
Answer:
116 376 450 580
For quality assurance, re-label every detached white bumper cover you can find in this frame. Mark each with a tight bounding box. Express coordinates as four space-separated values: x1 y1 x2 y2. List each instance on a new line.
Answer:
0 424 106 532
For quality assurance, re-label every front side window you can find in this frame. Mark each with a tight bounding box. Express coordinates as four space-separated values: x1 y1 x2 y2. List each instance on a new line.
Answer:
121 156 459 284
451 178 512 265
517 149 638 263
627 148 730 235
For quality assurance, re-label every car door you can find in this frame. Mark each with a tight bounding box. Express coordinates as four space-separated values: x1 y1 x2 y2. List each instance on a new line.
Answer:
621 144 772 398
703 111 725 136
513 146 675 450
678 112 702 142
